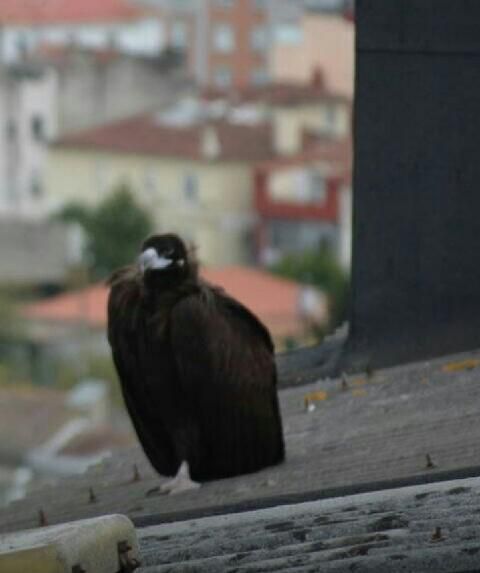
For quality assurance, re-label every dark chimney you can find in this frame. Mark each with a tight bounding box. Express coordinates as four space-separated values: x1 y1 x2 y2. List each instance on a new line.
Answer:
344 0 480 370
311 67 325 89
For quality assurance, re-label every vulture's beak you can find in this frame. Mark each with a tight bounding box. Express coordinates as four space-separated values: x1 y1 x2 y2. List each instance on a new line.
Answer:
138 248 173 273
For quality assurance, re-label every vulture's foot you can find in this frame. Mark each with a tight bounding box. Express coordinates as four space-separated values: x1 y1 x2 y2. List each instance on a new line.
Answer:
160 461 200 495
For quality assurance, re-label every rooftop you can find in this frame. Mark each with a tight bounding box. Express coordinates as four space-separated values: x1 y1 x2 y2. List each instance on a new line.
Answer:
23 266 326 339
136 475 480 572
54 115 275 162
2 348 480 543
0 0 144 26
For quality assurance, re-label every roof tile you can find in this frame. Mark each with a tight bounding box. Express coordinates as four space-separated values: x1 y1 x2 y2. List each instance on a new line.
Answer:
55 116 275 162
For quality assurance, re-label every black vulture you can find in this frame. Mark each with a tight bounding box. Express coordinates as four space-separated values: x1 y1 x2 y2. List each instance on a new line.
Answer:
107 234 285 493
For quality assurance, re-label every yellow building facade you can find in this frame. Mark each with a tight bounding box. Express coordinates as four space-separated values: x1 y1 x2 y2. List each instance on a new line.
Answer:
45 86 351 266
45 148 256 265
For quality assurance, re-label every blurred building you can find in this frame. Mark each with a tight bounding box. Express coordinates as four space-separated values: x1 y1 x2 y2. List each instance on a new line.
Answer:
148 0 272 90
47 114 273 265
0 0 165 63
0 64 57 218
0 218 81 287
44 78 351 265
195 0 271 90
32 45 193 135
254 137 351 269
150 0 353 90
0 46 192 218
271 10 355 98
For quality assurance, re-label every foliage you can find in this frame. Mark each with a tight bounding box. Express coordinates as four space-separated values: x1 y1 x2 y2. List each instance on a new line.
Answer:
55 184 154 279
270 248 350 336
0 289 25 343
54 202 90 228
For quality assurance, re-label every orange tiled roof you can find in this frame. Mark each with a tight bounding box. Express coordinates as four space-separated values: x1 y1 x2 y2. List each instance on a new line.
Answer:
0 0 144 25
54 116 275 162
23 266 309 338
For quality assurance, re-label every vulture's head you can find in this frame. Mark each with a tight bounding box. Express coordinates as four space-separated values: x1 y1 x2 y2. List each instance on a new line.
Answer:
138 234 194 288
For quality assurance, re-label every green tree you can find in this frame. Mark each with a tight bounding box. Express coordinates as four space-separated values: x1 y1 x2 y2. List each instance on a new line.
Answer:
56 184 154 279
270 248 350 336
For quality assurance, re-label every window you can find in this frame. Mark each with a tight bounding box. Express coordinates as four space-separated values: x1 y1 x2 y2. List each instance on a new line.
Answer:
274 24 302 45
325 104 337 131
293 169 327 204
30 172 43 198
31 115 45 143
309 171 327 203
213 66 233 88
268 219 335 254
171 20 187 49
94 160 107 196
251 67 269 86
143 169 157 197
250 25 268 51
5 120 16 142
213 24 235 52
15 34 28 58
183 173 199 203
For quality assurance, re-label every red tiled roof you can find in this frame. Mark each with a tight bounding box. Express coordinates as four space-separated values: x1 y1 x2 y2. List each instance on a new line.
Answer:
0 0 144 25
34 43 121 66
203 81 350 107
23 266 313 339
55 115 275 162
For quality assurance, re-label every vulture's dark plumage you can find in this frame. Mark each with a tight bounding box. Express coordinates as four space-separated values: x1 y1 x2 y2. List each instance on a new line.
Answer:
107 234 285 491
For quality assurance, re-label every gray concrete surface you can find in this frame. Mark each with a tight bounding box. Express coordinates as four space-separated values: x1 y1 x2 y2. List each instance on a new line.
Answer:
137 476 480 572
1 348 480 536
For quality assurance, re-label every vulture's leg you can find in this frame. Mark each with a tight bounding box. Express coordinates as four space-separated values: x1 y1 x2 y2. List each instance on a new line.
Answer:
160 460 200 495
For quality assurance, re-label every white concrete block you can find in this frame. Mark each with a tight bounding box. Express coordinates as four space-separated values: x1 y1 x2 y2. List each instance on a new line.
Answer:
0 514 139 573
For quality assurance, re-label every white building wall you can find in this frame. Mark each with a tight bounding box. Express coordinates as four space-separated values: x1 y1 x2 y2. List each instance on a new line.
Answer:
1 20 166 64
338 183 352 272
0 68 58 217
0 47 191 219
17 69 58 217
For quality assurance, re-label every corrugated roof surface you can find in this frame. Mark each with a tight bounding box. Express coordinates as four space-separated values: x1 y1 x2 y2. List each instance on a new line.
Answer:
2 349 480 536
137 476 480 572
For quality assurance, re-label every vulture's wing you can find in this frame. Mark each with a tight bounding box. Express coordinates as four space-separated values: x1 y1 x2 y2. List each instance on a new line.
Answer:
169 289 284 480
107 275 177 476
